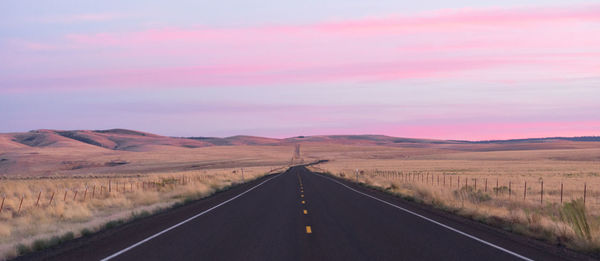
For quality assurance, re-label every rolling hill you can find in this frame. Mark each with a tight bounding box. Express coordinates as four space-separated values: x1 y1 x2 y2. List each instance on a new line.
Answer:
0 128 598 177
2 129 599 153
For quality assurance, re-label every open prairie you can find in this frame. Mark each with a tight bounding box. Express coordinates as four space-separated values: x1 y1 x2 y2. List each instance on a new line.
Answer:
1 129 600 259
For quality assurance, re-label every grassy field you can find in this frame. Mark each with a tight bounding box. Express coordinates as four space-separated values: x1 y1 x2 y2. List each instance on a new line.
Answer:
2 130 600 258
0 166 283 260
308 147 600 253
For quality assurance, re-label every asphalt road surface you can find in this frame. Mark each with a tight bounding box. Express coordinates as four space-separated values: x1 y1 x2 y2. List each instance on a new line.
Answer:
22 166 588 261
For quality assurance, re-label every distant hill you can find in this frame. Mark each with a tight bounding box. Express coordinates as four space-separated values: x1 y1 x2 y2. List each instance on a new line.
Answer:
1 128 598 153
453 136 600 144
2 129 212 152
188 135 282 146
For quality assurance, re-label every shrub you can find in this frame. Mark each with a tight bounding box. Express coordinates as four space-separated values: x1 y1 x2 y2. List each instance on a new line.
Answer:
560 198 591 242
131 210 151 220
493 186 509 194
453 186 492 204
103 220 124 230
31 239 48 251
385 184 398 191
16 244 30 255
61 232 74 242
81 228 93 237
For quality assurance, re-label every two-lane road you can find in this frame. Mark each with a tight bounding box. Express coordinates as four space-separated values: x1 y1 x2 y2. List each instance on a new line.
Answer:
24 166 583 261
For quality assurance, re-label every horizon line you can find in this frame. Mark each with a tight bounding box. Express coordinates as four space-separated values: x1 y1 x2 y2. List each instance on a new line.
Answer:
3 128 599 143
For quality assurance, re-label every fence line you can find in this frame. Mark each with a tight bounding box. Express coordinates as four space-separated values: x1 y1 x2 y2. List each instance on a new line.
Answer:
343 169 595 207
0 168 275 218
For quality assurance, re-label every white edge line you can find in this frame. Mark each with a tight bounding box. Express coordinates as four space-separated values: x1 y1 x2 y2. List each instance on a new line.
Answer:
101 172 284 261
312 172 534 261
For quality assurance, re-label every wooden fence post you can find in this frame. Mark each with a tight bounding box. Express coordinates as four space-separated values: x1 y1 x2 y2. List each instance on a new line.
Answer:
92 185 96 199
64 190 68 201
35 191 41 207
560 183 563 204
0 194 5 213
496 179 499 196
474 179 477 190
83 186 88 201
509 181 512 199
485 178 488 192
73 190 78 201
584 183 587 204
17 195 24 214
48 192 55 207
540 181 543 204
109 179 112 193
524 181 527 201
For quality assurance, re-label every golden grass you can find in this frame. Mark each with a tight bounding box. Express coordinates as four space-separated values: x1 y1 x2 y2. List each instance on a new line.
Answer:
0 165 283 260
2 139 600 257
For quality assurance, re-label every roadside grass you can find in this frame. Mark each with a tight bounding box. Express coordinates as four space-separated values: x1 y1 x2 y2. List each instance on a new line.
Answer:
0 166 283 260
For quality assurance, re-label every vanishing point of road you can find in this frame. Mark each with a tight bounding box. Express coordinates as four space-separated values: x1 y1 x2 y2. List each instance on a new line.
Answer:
20 166 588 261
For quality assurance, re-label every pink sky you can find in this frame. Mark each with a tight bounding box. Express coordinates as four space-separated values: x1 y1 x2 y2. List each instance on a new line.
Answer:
1 2 599 139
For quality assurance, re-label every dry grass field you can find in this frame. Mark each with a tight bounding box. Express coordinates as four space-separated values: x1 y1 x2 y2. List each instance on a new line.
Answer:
0 166 283 259
1 129 600 258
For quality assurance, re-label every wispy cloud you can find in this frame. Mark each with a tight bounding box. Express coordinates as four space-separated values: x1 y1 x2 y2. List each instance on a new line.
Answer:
29 12 126 24
2 4 599 92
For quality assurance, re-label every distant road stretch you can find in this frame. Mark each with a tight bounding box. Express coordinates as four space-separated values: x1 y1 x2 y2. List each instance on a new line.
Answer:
23 166 580 261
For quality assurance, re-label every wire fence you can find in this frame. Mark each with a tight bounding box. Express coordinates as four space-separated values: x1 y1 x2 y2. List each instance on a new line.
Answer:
0 166 285 218
340 169 600 206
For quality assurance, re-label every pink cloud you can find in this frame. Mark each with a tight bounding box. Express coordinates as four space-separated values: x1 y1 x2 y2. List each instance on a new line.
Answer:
5 57 534 91
3 4 600 91
313 5 600 33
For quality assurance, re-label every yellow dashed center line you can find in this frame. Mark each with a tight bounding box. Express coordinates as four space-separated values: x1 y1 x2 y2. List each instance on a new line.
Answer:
298 175 310 234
